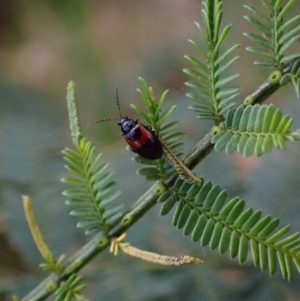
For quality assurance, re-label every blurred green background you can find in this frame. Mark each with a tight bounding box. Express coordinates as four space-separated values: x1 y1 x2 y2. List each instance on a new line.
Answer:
1 0 300 300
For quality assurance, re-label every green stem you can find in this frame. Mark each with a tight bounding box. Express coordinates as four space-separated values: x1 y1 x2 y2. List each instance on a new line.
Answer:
247 62 294 105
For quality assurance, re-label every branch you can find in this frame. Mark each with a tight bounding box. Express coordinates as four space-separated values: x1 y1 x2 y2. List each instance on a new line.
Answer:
244 62 294 105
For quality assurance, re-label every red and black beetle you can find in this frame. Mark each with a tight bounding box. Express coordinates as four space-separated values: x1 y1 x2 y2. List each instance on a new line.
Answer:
87 85 163 160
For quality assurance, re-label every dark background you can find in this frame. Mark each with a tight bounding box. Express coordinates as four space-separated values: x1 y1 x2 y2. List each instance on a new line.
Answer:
1 1 300 300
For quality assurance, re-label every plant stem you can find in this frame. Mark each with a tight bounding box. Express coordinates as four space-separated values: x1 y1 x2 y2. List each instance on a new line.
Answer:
249 61 294 105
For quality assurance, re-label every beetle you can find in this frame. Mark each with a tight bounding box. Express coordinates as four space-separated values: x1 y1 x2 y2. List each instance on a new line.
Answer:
87 85 163 160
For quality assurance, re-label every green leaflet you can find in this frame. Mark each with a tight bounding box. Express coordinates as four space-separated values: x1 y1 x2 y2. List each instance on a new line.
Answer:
280 58 300 100
54 274 86 301
244 1 300 67
184 0 239 121
211 104 300 157
63 82 123 235
62 139 122 235
158 178 300 280
132 78 189 183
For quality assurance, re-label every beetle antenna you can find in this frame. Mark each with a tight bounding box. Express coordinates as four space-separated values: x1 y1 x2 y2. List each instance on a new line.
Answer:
115 83 123 118
86 84 123 128
86 117 119 128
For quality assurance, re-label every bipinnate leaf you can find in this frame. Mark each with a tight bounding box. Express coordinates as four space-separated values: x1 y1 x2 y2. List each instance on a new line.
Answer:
159 178 300 280
211 104 300 157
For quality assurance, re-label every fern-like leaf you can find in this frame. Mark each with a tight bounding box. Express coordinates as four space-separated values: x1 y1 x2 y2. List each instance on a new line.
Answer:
211 104 300 157
131 78 186 181
61 137 122 235
158 178 300 280
184 0 240 121
55 274 88 301
244 0 300 66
